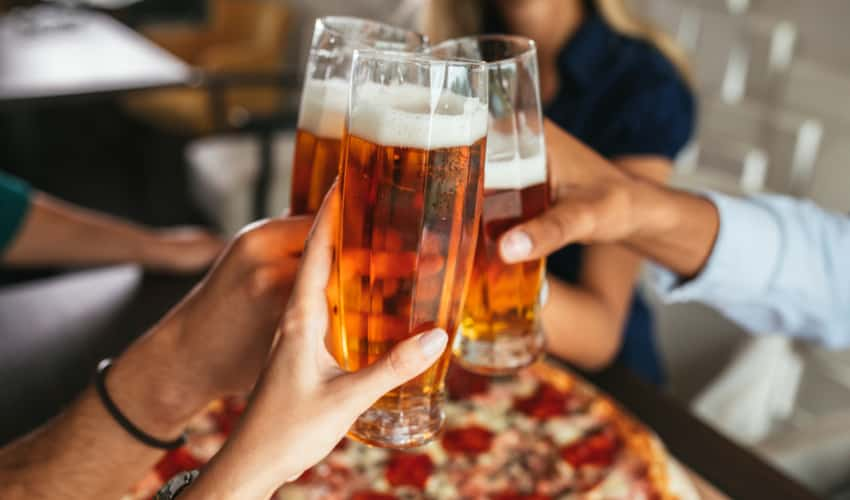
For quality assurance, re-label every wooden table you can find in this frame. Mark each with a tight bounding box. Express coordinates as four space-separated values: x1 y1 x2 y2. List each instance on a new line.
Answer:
0 269 821 499
0 6 192 103
586 365 820 500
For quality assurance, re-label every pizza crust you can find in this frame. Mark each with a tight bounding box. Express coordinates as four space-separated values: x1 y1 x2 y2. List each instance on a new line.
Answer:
529 361 698 500
666 459 702 500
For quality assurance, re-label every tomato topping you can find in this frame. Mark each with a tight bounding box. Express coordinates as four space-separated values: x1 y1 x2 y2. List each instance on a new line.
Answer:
385 452 434 489
561 427 620 468
445 364 490 400
514 383 569 419
351 492 397 500
441 425 494 455
154 448 203 480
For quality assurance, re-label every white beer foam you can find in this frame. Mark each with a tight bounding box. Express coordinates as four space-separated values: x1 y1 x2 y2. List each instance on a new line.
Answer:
484 154 547 190
349 84 488 150
297 78 349 140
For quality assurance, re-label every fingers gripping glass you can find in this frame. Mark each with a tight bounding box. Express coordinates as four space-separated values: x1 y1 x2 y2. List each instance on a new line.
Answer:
333 50 488 448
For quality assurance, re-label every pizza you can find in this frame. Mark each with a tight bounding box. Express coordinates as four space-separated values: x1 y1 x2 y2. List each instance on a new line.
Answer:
126 362 699 500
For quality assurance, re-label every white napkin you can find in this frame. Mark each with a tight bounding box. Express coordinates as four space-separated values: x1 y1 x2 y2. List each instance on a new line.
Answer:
693 335 803 444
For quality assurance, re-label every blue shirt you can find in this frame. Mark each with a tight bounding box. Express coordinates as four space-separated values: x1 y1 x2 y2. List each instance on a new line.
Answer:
485 4 696 384
653 192 850 348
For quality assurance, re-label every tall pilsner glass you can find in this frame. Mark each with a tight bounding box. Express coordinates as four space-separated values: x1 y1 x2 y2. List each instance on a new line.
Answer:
335 50 488 448
291 17 427 362
289 16 427 216
432 36 549 375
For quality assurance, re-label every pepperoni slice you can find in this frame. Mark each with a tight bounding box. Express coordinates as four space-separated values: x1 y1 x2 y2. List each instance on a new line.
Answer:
385 452 434 490
441 425 494 455
445 364 490 400
514 383 570 419
560 426 621 468
154 448 203 480
351 492 397 500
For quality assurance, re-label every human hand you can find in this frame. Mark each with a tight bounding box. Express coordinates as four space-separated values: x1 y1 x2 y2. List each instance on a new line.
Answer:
498 119 650 263
143 227 226 274
109 215 315 437
180 186 448 500
167 217 323 398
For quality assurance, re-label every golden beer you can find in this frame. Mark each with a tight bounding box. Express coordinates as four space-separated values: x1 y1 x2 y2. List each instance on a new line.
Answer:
289 78 347 216
290 131 342 215
334 69 488 448
459 155 549 373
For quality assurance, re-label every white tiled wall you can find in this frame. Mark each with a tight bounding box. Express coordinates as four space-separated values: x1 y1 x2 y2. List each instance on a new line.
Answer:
632 0 850 399
636 0 850 205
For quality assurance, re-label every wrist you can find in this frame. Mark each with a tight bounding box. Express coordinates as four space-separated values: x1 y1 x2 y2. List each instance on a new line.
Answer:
626 178 681 243
107 317 212 439
193 405 307 499
180 444 281 500
624 179 721 277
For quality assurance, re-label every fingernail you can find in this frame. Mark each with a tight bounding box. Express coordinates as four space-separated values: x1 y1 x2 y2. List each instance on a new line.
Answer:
500 231 532 262
418 329 448 357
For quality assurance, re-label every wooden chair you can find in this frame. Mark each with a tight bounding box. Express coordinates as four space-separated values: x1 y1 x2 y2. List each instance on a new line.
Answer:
122 0 292 135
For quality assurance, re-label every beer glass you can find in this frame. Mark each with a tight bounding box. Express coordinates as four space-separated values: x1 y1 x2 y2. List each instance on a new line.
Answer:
432 35 548 375
334 50 488 448
290 17 427 216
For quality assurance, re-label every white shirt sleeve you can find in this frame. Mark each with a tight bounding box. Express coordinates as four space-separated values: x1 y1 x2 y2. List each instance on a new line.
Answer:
651 191 850 348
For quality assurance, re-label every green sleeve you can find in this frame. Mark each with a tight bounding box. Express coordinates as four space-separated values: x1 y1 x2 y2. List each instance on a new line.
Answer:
0 171 32 252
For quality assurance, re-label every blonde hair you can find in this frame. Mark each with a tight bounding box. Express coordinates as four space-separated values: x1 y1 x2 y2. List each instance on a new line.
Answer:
424 0 693 87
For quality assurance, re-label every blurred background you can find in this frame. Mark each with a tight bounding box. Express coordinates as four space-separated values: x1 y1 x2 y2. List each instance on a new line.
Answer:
1 0 849 496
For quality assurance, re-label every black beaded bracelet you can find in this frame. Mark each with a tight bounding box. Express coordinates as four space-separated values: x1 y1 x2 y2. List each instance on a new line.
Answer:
94 358 187 450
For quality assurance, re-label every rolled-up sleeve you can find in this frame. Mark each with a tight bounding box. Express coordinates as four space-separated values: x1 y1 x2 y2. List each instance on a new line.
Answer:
0 172 32 253
651 191 850 348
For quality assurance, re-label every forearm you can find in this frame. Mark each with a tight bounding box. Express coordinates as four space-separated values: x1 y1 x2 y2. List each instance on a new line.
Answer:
650 192 850 346
3 193 158 267
0 321 210 499
543 276 623 370
625 179 719 278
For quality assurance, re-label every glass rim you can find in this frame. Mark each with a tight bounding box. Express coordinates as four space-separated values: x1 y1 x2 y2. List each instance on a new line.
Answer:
430 34 538 65
352 48 487 71
316 15 429 50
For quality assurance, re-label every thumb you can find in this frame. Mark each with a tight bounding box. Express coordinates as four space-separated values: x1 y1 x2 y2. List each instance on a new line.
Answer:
499 199 597 263
337 329 448 409
289 182 338 308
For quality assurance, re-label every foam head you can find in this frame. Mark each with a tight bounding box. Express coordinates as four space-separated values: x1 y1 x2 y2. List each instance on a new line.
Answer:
297 78 349 140
483 131 547 189
348 84 489 150
483 154 547 190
